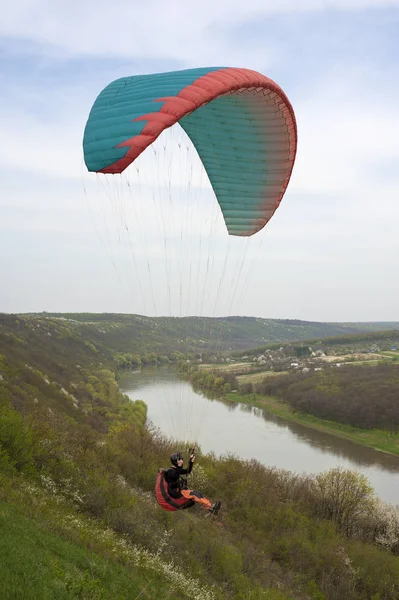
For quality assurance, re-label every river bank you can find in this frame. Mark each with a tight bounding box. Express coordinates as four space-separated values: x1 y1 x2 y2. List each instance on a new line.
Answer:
226 392 399 458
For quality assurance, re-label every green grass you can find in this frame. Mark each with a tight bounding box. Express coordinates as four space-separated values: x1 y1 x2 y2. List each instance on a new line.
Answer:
380 351 399 359
0 501 184 600
226 393 399 457
237 371 288 384
199 362 250 372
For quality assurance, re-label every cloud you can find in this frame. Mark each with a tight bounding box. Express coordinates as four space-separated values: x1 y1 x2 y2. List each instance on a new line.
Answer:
291 71 399 195
2 1 399 63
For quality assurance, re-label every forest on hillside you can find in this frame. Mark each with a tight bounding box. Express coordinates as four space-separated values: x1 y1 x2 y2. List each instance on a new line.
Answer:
254 364 399 432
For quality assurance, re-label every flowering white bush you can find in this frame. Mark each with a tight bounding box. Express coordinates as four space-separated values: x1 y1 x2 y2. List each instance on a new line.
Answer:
188 464 209 490
372 500 399 552
40 474 84 505
59 515 216 599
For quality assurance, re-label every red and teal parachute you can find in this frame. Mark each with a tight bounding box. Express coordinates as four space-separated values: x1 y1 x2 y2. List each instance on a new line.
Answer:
83 67 297 237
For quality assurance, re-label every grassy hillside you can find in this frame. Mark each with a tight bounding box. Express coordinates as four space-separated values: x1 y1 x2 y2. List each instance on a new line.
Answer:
0 501 175 600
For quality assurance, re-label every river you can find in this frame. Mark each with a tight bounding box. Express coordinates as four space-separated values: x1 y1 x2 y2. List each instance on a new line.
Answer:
119 368 399 505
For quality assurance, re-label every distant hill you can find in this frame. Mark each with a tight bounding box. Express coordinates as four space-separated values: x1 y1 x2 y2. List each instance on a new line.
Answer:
231 328 399 359
3 312 398 356
17 312 399 354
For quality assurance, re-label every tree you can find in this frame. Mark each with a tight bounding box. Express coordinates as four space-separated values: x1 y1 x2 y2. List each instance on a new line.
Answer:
312 467 375 536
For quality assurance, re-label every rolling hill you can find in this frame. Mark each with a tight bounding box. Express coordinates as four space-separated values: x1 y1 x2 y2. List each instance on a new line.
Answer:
15 312 399 354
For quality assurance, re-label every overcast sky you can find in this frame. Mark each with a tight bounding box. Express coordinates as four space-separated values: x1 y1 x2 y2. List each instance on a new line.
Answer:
1 1 398 321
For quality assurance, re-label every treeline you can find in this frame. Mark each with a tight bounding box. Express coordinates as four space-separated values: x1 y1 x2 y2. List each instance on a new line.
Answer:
254 364 399 432
114 350 187 369
187 367 238 394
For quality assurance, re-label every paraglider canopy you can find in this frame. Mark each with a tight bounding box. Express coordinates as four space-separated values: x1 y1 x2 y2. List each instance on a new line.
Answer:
83 66 297 237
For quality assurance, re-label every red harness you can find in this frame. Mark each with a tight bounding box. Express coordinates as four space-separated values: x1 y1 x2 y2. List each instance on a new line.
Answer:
155 469 195 511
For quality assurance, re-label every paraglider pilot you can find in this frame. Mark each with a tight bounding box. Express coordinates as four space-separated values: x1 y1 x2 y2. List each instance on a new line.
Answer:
155 449 221 515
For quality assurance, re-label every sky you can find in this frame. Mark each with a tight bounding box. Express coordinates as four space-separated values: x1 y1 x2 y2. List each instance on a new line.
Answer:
1 0 399 321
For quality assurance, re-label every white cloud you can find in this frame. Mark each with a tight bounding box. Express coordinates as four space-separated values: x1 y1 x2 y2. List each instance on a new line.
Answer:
2 0 399 63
